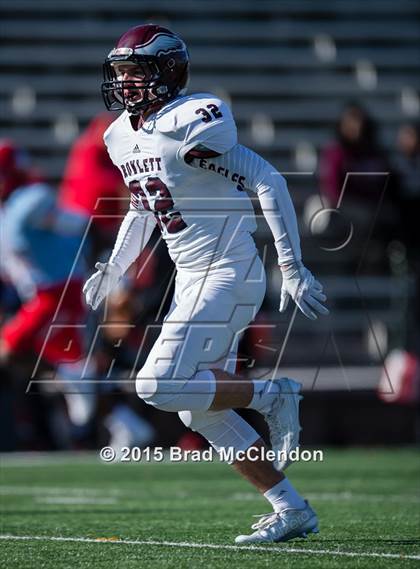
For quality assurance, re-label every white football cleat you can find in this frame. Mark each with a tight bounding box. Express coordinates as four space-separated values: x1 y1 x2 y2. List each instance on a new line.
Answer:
262 378 302 470
235 500 319 544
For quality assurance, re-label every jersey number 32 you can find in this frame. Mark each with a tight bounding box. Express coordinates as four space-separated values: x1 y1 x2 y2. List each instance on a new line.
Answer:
129 177 187 234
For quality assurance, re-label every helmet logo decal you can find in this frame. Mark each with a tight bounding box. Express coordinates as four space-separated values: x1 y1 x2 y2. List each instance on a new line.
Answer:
134 32 185 57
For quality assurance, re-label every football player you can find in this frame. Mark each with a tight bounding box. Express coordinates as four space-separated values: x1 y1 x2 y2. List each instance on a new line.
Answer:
0 140 87 370
83 24 329 544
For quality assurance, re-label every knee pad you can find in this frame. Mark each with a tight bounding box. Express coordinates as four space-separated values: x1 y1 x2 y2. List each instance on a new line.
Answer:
178 409 260 460
136 369 216 412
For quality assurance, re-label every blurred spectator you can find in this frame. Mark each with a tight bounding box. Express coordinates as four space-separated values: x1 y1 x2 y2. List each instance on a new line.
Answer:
320 102 390 208
392 122 420 254
92 281 157 453
318 103 395 272
392 123 420 360
58 113 126 257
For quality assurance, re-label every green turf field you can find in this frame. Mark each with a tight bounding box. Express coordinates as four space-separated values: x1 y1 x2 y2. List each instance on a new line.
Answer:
1 448 419 568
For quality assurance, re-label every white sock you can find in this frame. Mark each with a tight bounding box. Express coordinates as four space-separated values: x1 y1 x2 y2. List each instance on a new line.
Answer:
247 380 279 413
264 478 306 512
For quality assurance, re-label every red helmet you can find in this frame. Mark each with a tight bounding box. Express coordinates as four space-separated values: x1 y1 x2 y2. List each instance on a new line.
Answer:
0 140 27 202
102 24 189 115
0 140 44 202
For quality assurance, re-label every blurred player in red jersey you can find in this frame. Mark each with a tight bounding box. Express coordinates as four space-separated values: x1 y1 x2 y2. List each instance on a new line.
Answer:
59 113 127 255
0 140 87 372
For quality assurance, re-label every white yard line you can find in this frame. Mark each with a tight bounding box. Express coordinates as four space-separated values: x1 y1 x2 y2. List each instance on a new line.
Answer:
2 486 419 505
0 485 121 496
0 452 101 467
232 491 420 504
0 534 419 561
34 497 117 505
0 452 182 467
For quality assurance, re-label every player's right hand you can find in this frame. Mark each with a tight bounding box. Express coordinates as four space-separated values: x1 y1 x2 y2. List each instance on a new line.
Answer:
83 261 122 311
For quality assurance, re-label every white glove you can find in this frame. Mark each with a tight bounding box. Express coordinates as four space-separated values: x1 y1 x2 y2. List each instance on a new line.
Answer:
83 261 123 311
279 262 329 320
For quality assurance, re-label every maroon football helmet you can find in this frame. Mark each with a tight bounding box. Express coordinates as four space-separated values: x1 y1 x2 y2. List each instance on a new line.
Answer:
102 24 190 115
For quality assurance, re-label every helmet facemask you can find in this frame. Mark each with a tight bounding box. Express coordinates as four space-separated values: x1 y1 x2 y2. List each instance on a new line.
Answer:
102 49 185 115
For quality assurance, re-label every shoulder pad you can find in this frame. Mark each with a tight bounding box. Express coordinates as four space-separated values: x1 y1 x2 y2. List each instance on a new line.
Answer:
103 112 128 148
156 94 228 132
103 111 130 164
157 93 237 157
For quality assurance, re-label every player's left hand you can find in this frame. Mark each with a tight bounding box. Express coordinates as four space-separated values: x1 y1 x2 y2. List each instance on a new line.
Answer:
279 262 329 320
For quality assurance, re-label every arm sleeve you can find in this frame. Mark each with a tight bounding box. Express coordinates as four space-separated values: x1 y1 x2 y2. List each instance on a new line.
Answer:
108 208 156 274
190 144 302 265
102 121 157 273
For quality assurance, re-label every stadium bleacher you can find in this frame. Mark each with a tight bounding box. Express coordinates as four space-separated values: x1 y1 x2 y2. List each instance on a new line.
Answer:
0 0 419 371
1 0 419 177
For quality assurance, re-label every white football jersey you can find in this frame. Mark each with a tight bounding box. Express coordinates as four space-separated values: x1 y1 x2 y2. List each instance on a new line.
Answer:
104 93 257 269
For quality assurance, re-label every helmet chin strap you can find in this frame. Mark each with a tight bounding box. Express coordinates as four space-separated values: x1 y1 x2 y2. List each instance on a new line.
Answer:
125 84 171 116
127 97 167 118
